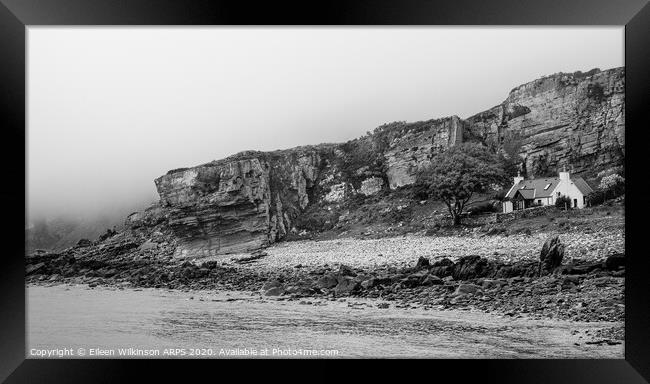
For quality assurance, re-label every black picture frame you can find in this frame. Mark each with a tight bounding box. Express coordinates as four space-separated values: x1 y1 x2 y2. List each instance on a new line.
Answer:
1 0 648 382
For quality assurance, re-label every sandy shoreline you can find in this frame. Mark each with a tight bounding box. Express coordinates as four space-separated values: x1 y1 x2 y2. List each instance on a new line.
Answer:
27 283 624 358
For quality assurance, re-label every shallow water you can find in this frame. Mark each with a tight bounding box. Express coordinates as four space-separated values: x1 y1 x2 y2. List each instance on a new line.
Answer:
27 285 623 358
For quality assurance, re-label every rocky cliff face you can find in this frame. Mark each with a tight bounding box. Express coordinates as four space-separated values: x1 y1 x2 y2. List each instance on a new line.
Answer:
382 116 465 189
466 67 624 177
154 148 324 257
152 67 624 257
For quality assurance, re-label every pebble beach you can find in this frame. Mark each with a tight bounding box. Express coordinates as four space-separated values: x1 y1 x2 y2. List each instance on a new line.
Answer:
219 230 625 271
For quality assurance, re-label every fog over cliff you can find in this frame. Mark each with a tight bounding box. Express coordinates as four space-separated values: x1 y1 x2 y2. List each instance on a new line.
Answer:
27 27 623 224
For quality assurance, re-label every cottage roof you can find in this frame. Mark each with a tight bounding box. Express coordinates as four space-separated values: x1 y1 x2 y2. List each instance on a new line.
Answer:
513 189 536 199
572 177 594 195
505 175 594 200
506 177 560 199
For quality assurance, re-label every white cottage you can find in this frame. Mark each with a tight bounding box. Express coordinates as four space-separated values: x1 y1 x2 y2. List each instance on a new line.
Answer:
502 171 593 213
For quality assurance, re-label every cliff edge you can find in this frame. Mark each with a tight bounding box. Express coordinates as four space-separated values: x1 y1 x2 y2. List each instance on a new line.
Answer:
151 67 624 257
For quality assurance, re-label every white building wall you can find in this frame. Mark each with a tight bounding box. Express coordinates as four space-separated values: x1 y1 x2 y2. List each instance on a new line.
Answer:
550 178 586 208
502 175 524 213
533 196 553 206
503 171 589 212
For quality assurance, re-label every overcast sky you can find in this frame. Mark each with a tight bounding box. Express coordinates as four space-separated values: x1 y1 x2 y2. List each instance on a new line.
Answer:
27 27 623 222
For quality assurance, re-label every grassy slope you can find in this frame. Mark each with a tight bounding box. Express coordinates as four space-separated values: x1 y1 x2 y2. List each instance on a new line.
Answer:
289 185 624 242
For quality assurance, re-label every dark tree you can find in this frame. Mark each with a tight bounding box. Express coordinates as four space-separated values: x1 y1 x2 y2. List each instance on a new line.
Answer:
417 143 512 225
555 195 572 210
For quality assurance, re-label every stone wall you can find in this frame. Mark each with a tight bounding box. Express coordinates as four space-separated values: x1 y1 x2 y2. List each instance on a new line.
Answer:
495 205 557 223
463 213 498 226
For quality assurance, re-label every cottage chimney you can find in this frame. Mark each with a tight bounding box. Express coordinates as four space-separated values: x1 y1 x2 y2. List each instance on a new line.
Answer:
559 165 570 181
513 171 524 185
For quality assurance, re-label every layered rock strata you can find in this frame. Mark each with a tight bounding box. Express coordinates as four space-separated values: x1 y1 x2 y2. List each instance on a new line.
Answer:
154 148 322 257
153 67 625 256
466 67 624 176
382 116 465 189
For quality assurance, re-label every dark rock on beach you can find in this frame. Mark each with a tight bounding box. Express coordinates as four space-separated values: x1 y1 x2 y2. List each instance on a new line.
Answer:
415 256 430 270
334 276 360 296
316 274 338 289
539 235 565 274
338 264 357 278
604 253 625 271
453 255 492 280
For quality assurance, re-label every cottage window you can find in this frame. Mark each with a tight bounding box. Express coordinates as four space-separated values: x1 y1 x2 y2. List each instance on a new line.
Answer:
544 183 551 190
556 192 560 197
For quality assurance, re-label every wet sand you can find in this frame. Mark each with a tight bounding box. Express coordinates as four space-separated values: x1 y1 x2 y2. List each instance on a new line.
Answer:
27 284 623 358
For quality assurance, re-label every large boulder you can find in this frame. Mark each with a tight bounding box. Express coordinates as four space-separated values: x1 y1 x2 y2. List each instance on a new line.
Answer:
338 264 357 278
284 285 312 296
452 255 491 280
401 271 428 288
415 256 430 270
539 235 565 274
261 279 283 291
604 253 625 271
429 258 454 277
333 276 360 296
264 286 285 296
360 278 375 290
316 274 338 289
